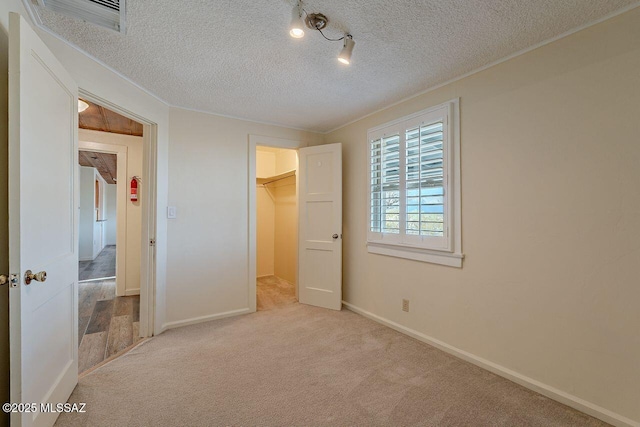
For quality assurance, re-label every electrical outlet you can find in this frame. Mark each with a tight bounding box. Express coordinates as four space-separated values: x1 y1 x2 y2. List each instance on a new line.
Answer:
402 299 409 312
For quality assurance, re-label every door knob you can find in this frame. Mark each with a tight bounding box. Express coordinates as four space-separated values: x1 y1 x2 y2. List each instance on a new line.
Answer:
332 234 339 239
0 274 8 286
24 270 47 285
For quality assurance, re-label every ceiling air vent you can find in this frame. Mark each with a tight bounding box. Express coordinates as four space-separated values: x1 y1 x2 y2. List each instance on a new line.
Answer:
36 0 126 33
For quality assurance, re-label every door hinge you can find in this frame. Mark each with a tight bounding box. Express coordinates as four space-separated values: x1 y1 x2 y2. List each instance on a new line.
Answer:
149 239 156 247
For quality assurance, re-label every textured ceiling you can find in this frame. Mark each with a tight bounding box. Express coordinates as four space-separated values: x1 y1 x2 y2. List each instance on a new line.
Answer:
32 0 639 132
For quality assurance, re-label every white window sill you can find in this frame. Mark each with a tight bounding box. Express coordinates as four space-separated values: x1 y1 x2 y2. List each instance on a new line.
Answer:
367 242 464 268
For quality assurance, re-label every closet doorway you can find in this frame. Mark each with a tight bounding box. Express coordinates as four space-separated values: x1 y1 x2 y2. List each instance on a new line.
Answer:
255 145 299 311
249 136 343 312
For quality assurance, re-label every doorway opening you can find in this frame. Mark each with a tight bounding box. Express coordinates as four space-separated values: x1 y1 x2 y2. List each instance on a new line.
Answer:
247 135 305 311
76 98 146 373
78 150 117 282
255 146 299 311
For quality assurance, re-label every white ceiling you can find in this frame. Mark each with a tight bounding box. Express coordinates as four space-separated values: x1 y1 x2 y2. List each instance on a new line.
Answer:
31 0 639 132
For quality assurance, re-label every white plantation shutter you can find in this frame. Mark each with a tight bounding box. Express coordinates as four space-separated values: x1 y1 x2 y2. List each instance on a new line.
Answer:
368 101 459 256
405 122 444 237
370 134 400 234
370 138 382 232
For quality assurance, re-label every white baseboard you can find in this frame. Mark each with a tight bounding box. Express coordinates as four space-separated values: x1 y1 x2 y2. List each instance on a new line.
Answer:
124 288 140 296
342 301 639 427
161 308 252 332
79 257 93 262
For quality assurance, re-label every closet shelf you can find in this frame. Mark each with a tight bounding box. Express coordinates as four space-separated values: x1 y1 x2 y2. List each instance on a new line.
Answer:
257 170 296 185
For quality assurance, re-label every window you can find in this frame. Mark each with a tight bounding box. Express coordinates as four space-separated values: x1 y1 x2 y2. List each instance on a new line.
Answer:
367 99 463 267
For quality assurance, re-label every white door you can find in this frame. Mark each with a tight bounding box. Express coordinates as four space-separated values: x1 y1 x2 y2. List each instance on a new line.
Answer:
9 13 79 427
298 143 342 310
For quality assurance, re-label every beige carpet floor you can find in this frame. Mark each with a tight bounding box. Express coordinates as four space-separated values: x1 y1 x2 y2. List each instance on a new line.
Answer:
257 275 297 311
56 291 609 426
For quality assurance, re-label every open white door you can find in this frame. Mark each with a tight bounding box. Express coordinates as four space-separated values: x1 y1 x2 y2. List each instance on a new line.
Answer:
9 13 79 427
298 143 342 310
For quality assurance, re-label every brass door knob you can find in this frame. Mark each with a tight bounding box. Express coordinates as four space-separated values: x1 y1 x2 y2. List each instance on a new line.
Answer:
24 270 47 285
0 274 8 286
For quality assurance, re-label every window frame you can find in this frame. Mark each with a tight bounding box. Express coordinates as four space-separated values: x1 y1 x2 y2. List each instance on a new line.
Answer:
366 99 463 268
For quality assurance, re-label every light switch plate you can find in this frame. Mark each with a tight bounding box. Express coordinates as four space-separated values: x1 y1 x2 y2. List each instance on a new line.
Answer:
167 206 177 219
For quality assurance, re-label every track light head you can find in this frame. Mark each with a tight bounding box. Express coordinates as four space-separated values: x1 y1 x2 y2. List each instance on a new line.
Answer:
289 1 305 38
338 35 355 65
287 3 355 65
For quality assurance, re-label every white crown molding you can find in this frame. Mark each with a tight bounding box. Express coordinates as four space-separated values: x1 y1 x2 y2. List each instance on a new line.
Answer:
325 1 640 135
168 104 323 135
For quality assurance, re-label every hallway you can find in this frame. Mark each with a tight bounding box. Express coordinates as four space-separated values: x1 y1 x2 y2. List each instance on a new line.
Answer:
79 245 116 281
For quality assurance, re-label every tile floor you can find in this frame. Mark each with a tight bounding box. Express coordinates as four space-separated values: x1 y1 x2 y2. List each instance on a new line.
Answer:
78 280 142 373
79 245 116 281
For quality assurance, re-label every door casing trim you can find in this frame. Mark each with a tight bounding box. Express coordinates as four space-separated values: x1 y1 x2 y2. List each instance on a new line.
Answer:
79 89 158 338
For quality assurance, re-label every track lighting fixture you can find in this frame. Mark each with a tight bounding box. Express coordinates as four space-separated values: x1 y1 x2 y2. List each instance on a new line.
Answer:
289 1 305 38
338 35 355 65
78 99 89 113
288 1 355 65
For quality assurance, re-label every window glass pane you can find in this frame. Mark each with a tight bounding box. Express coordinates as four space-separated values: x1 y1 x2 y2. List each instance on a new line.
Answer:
405 122 445 237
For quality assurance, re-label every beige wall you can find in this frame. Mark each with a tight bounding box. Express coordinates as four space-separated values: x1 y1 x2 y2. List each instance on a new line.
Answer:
256 187 275 277
273 148 297 283
257 146 296 176
79 129 143 295
273 175 297 284
166 108 321 326
256 148 276 277
275 149 296 175
324 9 640 424
256 150 276 178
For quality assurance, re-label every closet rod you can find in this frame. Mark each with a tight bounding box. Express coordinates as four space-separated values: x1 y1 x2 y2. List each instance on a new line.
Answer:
257 170 296 185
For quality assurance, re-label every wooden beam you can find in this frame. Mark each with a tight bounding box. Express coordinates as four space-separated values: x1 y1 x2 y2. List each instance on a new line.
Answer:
78 100 143 137
78 151 117 184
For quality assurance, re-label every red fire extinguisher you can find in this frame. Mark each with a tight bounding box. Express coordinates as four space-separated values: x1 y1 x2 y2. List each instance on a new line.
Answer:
130 177 139 202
